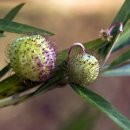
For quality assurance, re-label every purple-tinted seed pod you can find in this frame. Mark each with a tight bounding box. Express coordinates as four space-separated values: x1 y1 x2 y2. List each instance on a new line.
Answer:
67 43 100 87
7 35 56 82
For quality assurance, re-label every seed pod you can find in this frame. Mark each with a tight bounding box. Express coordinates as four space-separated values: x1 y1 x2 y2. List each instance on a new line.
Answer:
67 43 100 87
7 35 56 82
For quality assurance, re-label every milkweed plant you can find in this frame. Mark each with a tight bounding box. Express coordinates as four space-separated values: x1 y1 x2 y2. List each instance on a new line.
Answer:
0 1 130 130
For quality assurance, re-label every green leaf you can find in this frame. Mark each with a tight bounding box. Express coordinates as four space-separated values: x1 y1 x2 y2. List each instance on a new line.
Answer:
102 64 130 76
0 3 25 35
0 19 54 35
0 82 45 108
112 0 130 25
110 0 130 53
71 83 130 130
4 3 25 21
84 39 104 51
0 74 26 99
112 22 130 52
108 49 130 69
0 69 63 107
0 64 11 79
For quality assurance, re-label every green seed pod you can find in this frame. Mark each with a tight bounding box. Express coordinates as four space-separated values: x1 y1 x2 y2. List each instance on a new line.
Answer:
67 43 100 87
7 35 56 82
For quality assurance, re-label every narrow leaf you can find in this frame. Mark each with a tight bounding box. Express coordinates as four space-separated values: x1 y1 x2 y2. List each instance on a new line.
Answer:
0 74 25 98
0 84 41 108
102 64 130 76
0 64 11 79
0 71 63 107
108 49 130 69
112 0 130 25
0 3 25 34
84 39 104 51
71 83 130 130
0 19 54 35
112 22 130 52
4 3 25 20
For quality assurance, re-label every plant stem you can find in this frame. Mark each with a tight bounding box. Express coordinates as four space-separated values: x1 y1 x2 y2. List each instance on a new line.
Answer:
103 34 121 66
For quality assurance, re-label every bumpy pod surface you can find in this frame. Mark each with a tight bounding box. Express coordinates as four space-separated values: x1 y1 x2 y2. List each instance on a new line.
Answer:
67 43 100 87
7 35 56 81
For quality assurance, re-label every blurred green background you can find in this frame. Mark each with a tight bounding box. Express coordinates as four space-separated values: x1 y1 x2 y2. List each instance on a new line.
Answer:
1 0 130 130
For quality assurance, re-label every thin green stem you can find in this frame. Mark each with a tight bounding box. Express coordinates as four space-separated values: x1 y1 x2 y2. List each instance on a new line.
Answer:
103 34 121 66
